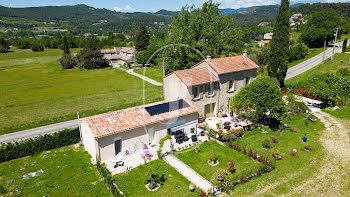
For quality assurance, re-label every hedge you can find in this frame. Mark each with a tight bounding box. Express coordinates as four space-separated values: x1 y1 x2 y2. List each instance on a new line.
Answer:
0 128 80 162
96 160 124 196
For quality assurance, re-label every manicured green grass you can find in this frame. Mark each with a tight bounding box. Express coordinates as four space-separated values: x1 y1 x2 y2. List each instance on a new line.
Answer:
0 48 163 134
176 141 264 181
286 53 350 87
288 48 324 68
113 159 200 197
323 106 350 120
135 66 164 82
230 114 325 196
0 145 111 196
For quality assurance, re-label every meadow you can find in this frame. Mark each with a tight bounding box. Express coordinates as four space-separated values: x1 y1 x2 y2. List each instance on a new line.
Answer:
0 145 111 196
0 48 163 134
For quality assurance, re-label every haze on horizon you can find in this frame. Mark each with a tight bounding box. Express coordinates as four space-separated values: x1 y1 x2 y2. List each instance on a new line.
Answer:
0 0 349 13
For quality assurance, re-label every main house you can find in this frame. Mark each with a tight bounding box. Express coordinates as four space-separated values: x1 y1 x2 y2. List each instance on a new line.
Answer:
163 53 259 118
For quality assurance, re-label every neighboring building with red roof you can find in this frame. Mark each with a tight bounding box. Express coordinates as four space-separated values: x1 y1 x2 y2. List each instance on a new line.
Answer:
81 98 199 162
163 53 259 118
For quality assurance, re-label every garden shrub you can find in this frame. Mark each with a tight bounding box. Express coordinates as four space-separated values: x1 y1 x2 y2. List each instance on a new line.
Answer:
286 94 309 115
0 128 80 162
0 184 6 194
228 161 236 174
59 54 77 69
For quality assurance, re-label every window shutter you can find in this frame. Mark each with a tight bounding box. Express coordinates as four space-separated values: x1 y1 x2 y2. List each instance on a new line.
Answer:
200 86 203 99
214 83 218 95
226 81 230 92
191 87 195 100
205 84 209 97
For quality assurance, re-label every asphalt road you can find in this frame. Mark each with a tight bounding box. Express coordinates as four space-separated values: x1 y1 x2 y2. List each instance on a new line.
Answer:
286 43 343 79
0 41 347 143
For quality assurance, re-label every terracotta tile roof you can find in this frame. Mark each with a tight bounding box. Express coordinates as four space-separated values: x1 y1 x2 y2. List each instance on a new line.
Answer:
166 67 219 87
108 54 121 60
120 47 136 54
194 56 259 75
82 99 198 139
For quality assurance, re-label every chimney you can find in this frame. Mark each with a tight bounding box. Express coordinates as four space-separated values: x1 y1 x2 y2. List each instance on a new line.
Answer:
206 56 211 62
243 50 247 58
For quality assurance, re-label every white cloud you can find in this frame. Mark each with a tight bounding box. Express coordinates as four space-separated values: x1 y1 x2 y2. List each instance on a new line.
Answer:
114 6 122 12
125 5 131 10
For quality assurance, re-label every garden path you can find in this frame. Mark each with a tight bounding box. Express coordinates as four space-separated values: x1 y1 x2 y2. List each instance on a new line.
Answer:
164 154 212 193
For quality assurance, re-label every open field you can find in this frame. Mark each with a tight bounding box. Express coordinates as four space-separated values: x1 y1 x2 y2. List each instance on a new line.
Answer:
286 53 350 87
230 113 329 196
135 66 164 83
288 48 324 68
113 159 200 196
0 48 163 134
176 141 264 181
0 145 110 196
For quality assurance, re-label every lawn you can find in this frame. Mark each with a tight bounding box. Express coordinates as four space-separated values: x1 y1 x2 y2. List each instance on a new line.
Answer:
229 114 325 196
286 53 350 87
176 141 264 181
0 48 163 134
113 159 200 197
288 48 324 68
135 66 164 82
323 106 350 120
0 145 111 196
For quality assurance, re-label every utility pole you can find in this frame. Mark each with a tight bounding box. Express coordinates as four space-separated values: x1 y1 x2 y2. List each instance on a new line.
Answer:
162 54 165 97
332 27 339 60
322 40 326 64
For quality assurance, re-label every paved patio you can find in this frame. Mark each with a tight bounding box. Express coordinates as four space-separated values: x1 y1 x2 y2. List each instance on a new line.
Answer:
104 143 160 175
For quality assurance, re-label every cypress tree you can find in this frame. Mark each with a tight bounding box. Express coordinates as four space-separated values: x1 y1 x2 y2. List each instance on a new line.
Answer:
135 24 150 51
268 0 290 87
63 35 70 54
343 39 348 53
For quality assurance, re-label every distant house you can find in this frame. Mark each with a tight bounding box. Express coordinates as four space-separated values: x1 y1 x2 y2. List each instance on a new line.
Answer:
100 47 137 66
264 33 273 40
163 53 259 118
258 40 270 47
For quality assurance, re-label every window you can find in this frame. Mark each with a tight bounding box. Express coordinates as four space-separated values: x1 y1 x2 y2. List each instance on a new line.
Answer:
228 80 235 92
193 86 199 99
245 77 251 85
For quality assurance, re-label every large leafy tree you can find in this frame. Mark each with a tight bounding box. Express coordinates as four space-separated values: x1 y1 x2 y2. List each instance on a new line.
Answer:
164 1 244 74
299 10 342 48
230 77 287 125
268 0 290 87
135 24 150 51
0 36 9 53
77 36 110 69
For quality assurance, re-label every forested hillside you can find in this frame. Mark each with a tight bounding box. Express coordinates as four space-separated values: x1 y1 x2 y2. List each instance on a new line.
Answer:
291 3 350 18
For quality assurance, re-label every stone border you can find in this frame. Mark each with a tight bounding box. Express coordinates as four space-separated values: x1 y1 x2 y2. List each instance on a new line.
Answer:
208 160 219 166
145 183 161 191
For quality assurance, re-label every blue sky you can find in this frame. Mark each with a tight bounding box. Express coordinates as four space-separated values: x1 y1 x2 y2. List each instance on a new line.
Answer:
1 0 350 12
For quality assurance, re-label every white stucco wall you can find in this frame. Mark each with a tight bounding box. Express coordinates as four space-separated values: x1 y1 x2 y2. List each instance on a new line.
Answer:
81 122 98 162
96 112 198 162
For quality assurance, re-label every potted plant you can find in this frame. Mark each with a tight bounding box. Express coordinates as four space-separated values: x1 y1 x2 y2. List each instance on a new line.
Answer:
303 134 308 142
271 136 278 143
216 123 220 129
208 149 219 166
189 183 195 191
272 150 282 160
228 161 236 174
304 145 312 151
195 146 200 153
